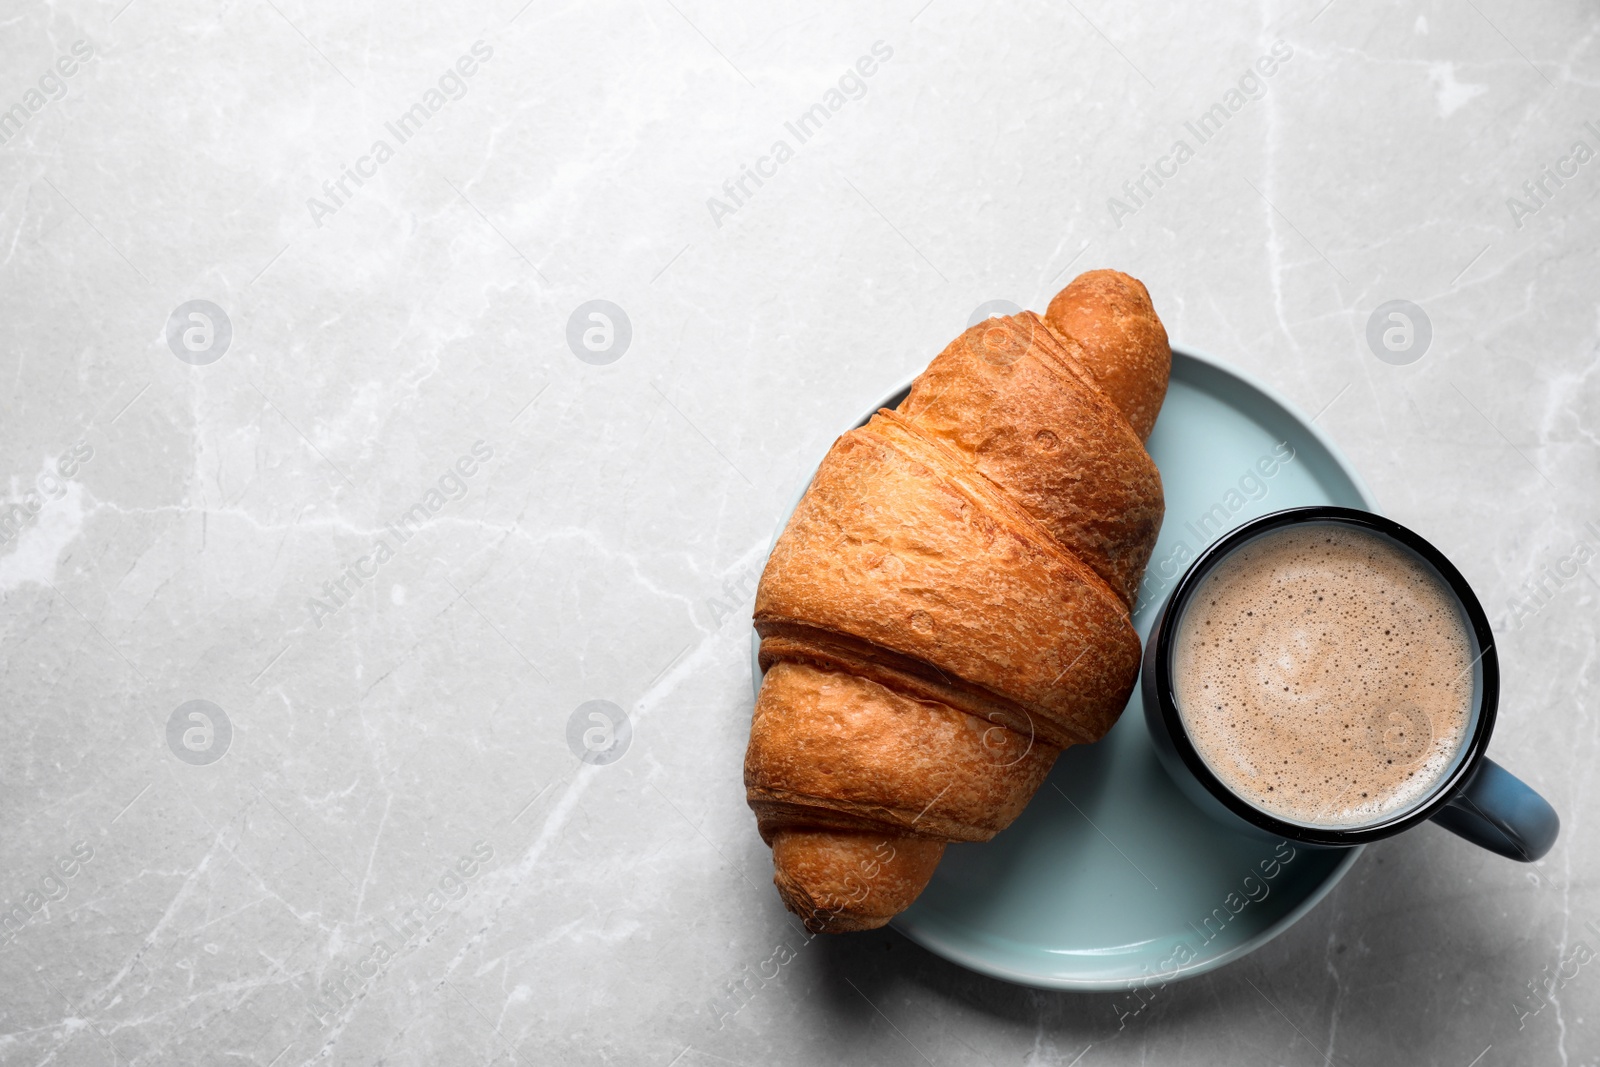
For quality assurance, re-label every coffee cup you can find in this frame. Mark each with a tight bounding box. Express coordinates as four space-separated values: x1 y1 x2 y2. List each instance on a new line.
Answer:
1142 506 1559 860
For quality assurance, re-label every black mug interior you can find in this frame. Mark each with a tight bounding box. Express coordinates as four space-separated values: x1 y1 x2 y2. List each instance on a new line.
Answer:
1149 506 1497 847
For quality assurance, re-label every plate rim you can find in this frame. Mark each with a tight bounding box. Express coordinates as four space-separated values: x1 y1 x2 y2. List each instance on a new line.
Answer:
749 342 1378 990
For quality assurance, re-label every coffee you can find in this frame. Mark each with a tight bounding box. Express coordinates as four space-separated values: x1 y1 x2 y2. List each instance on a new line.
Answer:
1172 523 1475 827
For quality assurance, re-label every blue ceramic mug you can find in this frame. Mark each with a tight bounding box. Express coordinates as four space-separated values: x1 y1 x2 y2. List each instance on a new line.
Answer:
1142 506 1559 861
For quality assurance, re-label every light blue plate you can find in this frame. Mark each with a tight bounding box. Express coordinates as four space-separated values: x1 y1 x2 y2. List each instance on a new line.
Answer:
752 346 1377 990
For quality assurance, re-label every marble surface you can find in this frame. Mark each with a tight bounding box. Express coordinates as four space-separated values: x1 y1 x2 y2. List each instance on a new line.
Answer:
1 0 1597 1063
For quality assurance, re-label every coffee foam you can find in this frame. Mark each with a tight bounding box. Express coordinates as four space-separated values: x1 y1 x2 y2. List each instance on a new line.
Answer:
1173 523 1474 828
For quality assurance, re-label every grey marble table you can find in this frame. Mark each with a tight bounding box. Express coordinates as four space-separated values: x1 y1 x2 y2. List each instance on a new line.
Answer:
1 0 1596 1064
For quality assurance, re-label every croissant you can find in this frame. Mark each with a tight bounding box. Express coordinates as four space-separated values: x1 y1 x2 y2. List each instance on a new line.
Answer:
746 270 1170 932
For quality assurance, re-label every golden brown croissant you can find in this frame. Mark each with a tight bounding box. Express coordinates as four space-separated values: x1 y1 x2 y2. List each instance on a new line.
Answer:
747 270 1170 932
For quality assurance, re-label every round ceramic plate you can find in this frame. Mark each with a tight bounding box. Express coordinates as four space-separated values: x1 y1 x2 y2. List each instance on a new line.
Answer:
751 345 1377 990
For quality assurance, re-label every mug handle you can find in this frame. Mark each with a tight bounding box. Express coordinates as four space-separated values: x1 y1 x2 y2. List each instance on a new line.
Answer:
1429 758 1559 861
